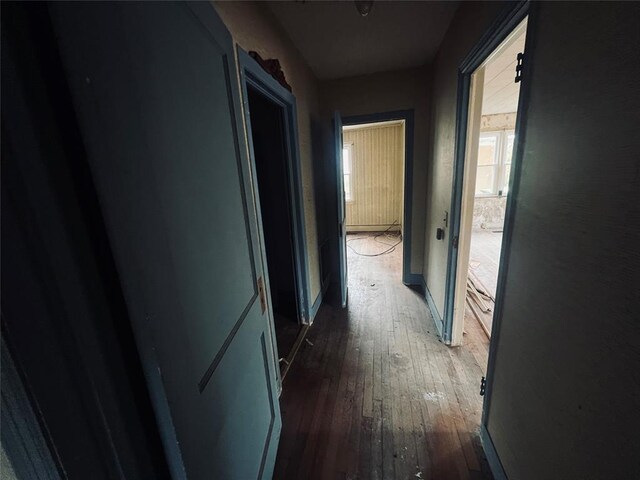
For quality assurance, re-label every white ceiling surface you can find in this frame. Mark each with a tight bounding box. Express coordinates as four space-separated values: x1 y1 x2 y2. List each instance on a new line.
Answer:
481 24 527 116
266 1 459 80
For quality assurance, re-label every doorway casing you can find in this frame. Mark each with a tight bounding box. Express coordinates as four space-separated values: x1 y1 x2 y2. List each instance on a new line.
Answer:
340 110 415 286
238 49 313 328
439 1 533 479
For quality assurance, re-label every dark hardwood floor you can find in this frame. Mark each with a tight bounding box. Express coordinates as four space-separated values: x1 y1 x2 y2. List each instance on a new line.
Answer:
274 234 492 480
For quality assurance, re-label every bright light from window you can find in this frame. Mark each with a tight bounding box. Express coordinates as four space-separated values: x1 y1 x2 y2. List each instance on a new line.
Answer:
475 131 515 197
343 145 352 202
476 135 498 195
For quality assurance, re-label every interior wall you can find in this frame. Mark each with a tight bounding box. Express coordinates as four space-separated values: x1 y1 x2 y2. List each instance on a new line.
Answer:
486 3 640 478
343 123 404 232
422 1 506 316
472 197 506 230
213 1 327 304
321 66 430 275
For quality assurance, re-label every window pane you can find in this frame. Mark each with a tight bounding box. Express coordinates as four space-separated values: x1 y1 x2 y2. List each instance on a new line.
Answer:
344 174 351 201
505 134 515 164
475 165 495 195
478 136 498 166
342 147 350 174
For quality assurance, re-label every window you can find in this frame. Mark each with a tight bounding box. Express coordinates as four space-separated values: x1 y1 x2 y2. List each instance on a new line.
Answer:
475 130 515 196
476 134 499 195
343 144 353 202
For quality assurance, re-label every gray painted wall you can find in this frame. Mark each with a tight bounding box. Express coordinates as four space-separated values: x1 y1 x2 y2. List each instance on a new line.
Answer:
424 1 640 476
486 3 640 478
321 66 431 275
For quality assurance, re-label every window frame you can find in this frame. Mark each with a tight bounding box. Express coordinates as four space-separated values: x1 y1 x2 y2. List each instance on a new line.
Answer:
475 131 502 197
475 129 515 197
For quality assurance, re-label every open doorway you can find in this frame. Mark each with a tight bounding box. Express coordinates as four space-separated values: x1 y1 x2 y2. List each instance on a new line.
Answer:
335 111 415 300
447 17 528 346
464 21 527 338
342 120 405 268
240 50 312 384
246 85 302 374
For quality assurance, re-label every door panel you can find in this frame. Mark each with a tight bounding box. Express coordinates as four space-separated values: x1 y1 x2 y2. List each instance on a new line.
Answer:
334 112 348 306
48 3 280 478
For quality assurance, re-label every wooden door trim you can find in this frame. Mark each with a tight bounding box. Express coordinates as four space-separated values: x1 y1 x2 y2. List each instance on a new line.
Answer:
237 47 311 326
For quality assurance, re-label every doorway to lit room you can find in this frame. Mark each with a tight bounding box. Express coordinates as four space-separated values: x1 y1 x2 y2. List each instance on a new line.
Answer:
342 120 405 275
446 17 528 346
334 111 415 305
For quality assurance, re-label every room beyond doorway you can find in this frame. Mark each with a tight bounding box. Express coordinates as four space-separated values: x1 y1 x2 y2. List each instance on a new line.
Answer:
465 18 527 339
446 16 528 345
342 120 405 269
343 120 405 235
340 111 415 286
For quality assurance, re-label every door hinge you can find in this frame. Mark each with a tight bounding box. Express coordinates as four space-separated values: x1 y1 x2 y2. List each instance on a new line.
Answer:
257 276 267 314
452 235 459 248
480 376 487 396
515 52 524 83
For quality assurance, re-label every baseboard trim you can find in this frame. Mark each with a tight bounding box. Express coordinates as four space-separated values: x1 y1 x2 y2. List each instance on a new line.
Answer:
280 325 309 382
346 224 402 233
481 424 508 480
403 272 424 288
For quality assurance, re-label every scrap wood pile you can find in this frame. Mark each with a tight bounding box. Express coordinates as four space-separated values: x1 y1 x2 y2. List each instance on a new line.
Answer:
466 268 494 338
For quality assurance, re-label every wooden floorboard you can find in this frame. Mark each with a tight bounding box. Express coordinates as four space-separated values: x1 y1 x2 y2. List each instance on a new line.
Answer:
274 234 493 480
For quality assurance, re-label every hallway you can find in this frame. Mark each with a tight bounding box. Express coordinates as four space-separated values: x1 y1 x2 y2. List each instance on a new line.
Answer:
274 236 492 479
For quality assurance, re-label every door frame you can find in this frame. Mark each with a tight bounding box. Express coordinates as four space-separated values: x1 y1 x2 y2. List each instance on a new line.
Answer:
442 1 535 478
334 112 347 307
238 48 311 329
341 110 415 286
443 0 529 343
447 18 530 347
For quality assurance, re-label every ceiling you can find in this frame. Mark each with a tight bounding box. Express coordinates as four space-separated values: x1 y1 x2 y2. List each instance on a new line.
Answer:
266 1 459 80
481 21 527 115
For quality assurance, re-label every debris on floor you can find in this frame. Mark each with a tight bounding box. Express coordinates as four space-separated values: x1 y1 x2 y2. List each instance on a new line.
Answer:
466 268 495 338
